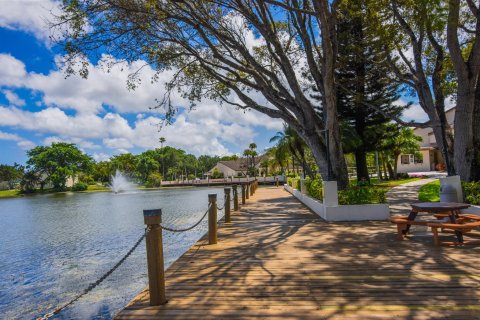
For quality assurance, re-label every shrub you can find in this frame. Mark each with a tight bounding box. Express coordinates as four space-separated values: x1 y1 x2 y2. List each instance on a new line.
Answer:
146 172 163 188
338 186 387 205
211 168 224 179
72 182 88 191
287 177 301 190
463 181 480 205
305 177 323 201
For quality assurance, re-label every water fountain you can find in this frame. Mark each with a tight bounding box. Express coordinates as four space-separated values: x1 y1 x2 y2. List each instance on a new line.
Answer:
109 170 135 193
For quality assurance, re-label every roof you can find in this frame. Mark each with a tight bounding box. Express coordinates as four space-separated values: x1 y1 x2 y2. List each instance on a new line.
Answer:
215 155 267 172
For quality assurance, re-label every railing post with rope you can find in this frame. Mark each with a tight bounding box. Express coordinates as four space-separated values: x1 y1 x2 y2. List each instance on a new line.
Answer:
241 184 246 204
250 181 254 197
246 183 250 200
232 184 239 211
224 188 231 223
143 209 167 306
208 194 218 244
275 177 279 187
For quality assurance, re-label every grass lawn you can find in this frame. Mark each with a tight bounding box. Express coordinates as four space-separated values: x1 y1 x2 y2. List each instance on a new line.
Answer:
418 180 440 202
368 177 422 188
84 184 111 192
0 189 22 198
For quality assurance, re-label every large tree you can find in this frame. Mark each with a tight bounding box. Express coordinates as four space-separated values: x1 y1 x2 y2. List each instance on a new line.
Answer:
55 0 350 188
26 143 92 190
447 0 480 181
336 1 403 182
368 0 456 176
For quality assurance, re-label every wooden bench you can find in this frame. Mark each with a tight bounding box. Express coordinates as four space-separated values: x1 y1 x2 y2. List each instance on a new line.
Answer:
427 221 480 246
390 216 432 240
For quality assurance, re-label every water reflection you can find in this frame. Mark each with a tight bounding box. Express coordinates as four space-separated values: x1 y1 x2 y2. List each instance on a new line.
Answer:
0 187 225 319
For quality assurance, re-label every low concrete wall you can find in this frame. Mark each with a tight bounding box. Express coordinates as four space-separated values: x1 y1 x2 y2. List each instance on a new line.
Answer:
284 184 390 222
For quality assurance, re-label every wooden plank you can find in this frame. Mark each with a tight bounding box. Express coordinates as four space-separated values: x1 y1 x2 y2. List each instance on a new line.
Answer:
115 187 480 320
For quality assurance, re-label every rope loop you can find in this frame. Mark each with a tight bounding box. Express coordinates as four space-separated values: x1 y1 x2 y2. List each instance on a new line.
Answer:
159 203 212 233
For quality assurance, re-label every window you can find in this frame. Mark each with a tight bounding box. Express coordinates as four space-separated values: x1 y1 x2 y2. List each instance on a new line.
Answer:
401 154 423 165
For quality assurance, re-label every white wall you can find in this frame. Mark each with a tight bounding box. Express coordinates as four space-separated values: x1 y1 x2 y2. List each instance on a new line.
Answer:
284 184 390 222
397 149 432 173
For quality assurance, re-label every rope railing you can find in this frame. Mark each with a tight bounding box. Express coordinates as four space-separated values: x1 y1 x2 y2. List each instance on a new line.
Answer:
37 231 147 320
38 187 249 318
159 204 212 233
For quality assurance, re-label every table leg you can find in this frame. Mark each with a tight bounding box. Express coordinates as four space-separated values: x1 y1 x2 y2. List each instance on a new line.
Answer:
449 210 464 243
405 210 417 235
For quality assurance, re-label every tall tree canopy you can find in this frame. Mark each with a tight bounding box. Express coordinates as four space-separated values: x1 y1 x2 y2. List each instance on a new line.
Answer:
55 0 350 188
26 143 92 190
336 0 403 182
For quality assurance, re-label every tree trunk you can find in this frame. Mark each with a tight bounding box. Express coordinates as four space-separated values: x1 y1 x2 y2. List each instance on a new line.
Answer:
393 152 400 180
355 149 370 183
472 74 480 181
453 88 476 181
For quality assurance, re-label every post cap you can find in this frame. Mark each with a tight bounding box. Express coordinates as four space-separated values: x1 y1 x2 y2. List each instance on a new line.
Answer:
143 208 162 225
208 193 217 200
224 187 231 193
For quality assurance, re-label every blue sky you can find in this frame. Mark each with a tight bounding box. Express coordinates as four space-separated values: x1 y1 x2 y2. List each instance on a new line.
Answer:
0 1 430 166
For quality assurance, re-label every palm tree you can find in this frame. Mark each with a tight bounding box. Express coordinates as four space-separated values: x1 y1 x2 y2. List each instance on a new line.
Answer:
243 143 258 176
380 125 422 179
159 137 166 178
270 124 313 178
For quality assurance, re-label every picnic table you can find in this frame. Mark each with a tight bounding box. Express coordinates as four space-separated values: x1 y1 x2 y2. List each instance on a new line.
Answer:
406 202 470 243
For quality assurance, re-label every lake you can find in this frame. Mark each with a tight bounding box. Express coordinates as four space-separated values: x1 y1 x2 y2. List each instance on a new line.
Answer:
0 187 225 319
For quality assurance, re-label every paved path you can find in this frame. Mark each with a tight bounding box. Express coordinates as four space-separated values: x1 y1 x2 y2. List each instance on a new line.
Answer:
387 178 438 216
116 186 479 319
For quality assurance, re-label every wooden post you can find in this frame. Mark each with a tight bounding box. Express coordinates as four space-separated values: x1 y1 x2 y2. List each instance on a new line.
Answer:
250 181 254 196
241 184 246 204
275 177 279 187
232 184 239 211
224 188 231 223
208 194 218 244
143 209 167 306
246 183 250 199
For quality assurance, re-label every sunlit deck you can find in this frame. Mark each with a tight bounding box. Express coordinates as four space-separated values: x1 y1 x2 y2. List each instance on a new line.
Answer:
115 187 480 319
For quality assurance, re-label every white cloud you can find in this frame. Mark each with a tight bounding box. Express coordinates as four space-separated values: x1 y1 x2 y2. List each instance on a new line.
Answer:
2 89 26 107
0 53 285 156
0 54 28 86
0 0 62 45
0 130 35 150
92 152 110 162
398 99 429 123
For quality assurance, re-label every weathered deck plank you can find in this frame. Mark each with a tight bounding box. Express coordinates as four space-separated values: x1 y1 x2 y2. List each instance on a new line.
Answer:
115 187 480 319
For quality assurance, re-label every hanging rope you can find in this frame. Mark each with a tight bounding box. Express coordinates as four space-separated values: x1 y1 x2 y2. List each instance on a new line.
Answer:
159 204 212 232
37 230 147 320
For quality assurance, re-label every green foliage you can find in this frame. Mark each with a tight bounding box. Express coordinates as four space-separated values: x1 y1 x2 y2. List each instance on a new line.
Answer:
287 177 301 190
26 143 92 191
136 154 159 182
418 181 480 205
146 172 163 188
305 177 323 201
338 186 387 205
72 182 88 191
418 180 440 202
211 168 224 179
0 164 23 189
463 181 480 205
20 170 40 193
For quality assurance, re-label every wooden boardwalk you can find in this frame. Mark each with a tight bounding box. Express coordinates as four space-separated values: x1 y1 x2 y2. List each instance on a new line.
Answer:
116 187 480 319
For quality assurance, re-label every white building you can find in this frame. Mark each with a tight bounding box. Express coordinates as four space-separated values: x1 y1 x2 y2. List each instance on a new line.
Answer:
397 108 454 173
208 156 266 177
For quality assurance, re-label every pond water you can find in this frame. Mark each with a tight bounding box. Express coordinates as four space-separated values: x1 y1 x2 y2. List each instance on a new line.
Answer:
0 187 225 319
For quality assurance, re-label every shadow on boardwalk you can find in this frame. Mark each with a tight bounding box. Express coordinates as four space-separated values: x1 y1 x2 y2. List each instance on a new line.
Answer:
116 187 480 320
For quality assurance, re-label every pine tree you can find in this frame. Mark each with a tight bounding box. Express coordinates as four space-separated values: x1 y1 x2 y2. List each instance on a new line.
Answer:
336 0 403 182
